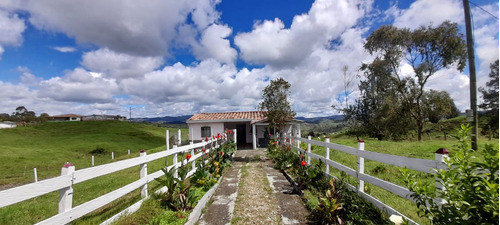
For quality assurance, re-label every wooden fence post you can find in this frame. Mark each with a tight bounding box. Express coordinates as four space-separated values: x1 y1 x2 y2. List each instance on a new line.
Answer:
140 150 148 198
166 130 170 150
434 148 449 205
34 168 38 182
325 137 330 174
92 155 94 166
190 140 195 170
59 162 75 213
307 135 312 165
234 129 237 151
112 152 114 160
357 140 365 193
173 144 178 178
178 129 182 146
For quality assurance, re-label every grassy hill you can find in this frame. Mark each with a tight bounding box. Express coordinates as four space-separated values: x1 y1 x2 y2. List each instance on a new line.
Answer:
0 121 180 187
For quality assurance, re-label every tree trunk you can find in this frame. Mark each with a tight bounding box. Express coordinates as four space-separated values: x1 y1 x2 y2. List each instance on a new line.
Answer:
417 120 423 141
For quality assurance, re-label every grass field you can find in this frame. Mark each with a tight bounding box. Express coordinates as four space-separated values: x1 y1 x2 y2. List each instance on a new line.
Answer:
0 121 189 224
301 131 498 225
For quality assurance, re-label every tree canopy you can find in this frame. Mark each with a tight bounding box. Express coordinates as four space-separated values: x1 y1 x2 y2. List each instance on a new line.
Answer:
359 21 466 141
258 77 296 138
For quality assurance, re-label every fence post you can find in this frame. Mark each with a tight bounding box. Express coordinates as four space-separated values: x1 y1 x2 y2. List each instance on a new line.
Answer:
234 129 237 151
190 140 195 170
59 162 75 213
325 137 330 174
92 155 94 166
166 130 170 150
128 149 130 155
178 129 182 146
34 168 38 182
307 135 311 165
357 140 365 193
435 148 449 205
173 144 178 178
140 150 148 198
112 152 114 160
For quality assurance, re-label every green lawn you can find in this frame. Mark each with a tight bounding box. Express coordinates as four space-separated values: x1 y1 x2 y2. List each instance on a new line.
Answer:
0 121 190 224
300 133 498 225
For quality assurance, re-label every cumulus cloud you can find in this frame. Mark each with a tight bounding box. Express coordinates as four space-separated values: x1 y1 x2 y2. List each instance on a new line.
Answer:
234 0 370 68
81 48 164 79
38 68 119 103
192 24 237 64
0 8 25 60
9 0 221 58
392 0 463 29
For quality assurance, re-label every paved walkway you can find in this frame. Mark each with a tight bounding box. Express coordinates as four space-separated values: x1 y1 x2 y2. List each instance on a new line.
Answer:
198 149 311 225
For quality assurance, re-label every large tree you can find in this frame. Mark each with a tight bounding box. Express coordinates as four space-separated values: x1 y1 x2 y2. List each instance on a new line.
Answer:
258 77 296 139
479 60 499 132
363 21 467 141
421 90 460 123
345 58 414 140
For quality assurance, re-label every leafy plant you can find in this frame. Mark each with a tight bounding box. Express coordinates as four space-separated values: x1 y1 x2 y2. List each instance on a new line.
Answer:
401 124 499 224
316 178 343 224
154 165 196 211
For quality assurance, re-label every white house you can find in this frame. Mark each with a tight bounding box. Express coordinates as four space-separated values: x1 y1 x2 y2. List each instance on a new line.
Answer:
186 111 302 149
51 114 84 122
0 121 17 129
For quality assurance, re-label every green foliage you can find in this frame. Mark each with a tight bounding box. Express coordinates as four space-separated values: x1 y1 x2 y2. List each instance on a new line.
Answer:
479 60 499 133
258 77 296 139
154 166 196 211
359 21 467 141
316 179 343 224
401 124 499 224
421 90 460 123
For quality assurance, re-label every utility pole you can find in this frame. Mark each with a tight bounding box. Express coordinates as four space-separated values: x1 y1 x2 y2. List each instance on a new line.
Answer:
463 0 478 150
129 107 132 121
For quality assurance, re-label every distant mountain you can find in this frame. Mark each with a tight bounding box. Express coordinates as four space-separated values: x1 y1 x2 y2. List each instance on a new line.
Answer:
131 115 192 124
295 115 344 124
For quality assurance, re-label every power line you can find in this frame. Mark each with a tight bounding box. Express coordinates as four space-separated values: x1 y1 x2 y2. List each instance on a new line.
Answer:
470 1 499 20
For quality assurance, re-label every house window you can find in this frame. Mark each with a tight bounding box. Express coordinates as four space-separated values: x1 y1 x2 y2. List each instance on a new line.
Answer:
201 126 211 138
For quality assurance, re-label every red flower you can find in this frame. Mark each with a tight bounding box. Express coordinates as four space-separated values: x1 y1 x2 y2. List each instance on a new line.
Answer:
220 151 224 156
205 137 209 141
186 154 192 160
202 148 206 152
205 153 209 156
301 161 307 166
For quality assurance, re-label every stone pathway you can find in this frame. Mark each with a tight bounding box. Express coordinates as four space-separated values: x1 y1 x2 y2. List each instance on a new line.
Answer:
197 149 311 225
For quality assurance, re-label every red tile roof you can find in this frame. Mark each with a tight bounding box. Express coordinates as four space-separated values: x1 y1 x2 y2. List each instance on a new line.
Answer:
187 111 267 123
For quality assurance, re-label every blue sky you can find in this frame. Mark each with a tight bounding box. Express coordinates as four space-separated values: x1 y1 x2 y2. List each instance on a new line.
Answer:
0 0 498 118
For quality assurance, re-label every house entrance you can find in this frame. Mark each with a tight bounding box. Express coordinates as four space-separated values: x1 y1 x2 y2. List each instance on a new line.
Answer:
236 124 246 146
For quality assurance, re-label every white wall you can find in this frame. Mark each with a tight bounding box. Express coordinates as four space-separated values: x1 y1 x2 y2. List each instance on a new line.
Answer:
188 122 225 141
0 123 16 129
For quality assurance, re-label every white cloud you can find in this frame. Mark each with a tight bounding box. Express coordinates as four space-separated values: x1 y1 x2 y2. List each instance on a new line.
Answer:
393 0 463 29
52 46 76 53
38 68 119 103
81 48 164 79
192 24 237 65
235 0 370 68
8 0 222 58
0 9 25 46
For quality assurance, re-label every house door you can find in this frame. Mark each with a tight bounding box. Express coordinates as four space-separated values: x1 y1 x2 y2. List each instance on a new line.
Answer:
236 124 246 145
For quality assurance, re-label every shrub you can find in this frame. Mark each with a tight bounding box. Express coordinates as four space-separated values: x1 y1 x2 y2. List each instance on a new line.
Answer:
401 124 499 224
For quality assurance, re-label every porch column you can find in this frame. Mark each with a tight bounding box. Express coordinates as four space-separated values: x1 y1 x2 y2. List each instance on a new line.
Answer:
252 124 257 149
297 123 301 137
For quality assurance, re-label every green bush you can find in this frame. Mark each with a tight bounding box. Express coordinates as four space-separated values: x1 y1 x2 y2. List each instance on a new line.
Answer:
401 124 499 224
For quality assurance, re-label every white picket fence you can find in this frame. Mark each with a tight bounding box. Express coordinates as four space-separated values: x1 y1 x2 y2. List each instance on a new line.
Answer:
283 134 449 225
0 129 236 225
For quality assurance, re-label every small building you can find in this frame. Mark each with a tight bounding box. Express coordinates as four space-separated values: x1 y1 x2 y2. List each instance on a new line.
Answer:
0 121 17 129
82 114 127 121
51 114 84 122
186 111 302 149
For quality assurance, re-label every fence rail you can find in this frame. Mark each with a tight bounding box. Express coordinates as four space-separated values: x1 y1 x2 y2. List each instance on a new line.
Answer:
284 134 449 224
0 129 236 225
